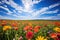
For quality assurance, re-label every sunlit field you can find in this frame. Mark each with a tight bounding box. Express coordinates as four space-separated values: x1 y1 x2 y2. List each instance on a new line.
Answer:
0 20 60 40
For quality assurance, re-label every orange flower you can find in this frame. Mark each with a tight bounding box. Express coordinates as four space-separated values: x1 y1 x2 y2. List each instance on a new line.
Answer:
34 26 41 33
50 33 57 38
24 26 32 31
34 28 39 33
24 26 30 31
11 22 18 27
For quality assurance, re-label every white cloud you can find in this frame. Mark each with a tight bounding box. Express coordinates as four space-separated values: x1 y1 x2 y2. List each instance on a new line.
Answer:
22 0 32 11
0 0 5 4
42 9 59 14
33 0 42 4
0 2 1 4
0 6 12 15
22 0 42 12
49 3 60 8
0 0 60 20
4 0 24 11
32 7 48 16
32 3 60 17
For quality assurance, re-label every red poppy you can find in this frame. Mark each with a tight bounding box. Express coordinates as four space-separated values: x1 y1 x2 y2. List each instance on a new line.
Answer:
50 33 57 38
26 31 33 39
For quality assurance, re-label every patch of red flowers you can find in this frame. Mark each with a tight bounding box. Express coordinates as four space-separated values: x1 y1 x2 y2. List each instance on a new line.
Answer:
50 33 60 40
11 22 18 27
50 33 57 38
24 26 33 31
54 22 60 26
26 31 34 40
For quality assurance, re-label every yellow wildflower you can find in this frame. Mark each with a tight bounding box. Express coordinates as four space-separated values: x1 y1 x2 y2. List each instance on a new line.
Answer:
3 26 12 31
53 27 60 32
36 36 47 40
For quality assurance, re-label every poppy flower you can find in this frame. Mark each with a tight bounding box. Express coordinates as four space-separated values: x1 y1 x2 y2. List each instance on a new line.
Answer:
50 33 57 38
26 31 33 40
34 28 39 33
24 26 31 31
11 22 18 27
34 26 41 33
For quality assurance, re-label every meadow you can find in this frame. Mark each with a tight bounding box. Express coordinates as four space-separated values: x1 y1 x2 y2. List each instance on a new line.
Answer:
0 20 60 40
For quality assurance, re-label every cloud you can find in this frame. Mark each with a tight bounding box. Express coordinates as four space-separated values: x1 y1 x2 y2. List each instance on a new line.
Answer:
0 0 60 20
32 3 60 17
32 7 48 16
33 0 42 4
51 16 60 20
2 0 42 17
22 0 42 11
42 9 59 14
4 0 24 11
49 3 60 8
0 6 12 15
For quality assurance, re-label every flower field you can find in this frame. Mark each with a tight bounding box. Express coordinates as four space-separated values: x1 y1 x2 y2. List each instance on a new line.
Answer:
0 20 60 40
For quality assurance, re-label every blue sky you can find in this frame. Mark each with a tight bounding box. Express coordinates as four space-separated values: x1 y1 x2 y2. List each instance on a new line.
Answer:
0 0 60 20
